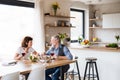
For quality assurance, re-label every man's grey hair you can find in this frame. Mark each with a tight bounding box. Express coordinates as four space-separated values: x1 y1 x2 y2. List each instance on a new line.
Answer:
52 35 61 43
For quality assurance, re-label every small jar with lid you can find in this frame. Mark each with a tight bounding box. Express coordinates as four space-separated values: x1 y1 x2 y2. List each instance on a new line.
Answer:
92 24 96 27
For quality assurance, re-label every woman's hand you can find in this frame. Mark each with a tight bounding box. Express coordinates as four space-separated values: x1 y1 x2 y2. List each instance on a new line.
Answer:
14 54 23 60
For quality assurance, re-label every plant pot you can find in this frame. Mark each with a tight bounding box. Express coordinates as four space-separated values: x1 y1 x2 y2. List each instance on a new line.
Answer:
54 9 57 16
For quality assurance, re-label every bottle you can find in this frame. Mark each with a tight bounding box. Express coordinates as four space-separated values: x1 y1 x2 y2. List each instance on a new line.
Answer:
92 24 95 27
54 21 57 26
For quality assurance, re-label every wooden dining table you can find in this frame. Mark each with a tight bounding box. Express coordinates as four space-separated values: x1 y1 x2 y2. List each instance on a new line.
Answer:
0 59 76 79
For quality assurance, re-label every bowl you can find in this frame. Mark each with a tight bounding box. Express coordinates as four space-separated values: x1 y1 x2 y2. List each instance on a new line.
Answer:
81 45 90 48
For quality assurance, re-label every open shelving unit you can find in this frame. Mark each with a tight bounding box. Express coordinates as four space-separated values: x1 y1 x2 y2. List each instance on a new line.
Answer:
89 18 102 43
45 14 76 49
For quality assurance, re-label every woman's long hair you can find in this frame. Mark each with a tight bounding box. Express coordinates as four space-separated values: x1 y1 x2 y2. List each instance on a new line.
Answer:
21 36 33 47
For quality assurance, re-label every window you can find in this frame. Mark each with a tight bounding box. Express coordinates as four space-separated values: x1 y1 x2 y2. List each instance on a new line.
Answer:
0 4 36 58
70 8 85 42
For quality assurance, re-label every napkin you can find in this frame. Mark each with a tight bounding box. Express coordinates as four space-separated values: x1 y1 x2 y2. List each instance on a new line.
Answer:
2 60 17 66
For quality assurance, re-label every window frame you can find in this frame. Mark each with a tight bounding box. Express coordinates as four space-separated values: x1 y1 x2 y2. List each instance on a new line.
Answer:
70 8 85 39
0 0 34 8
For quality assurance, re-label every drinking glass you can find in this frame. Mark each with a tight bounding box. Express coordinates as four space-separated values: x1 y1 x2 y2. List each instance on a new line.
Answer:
22 53 25 60
50 51 55 59
39 54 46 63
50 53 54 56
22 53 25 56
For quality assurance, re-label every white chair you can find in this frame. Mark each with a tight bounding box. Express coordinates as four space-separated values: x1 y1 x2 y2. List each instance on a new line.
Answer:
27 65 45 80
1 71 19 80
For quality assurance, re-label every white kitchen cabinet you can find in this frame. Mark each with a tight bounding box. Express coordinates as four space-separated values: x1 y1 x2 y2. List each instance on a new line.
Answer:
113 13 120 28
103 13 120 28
103 14 113 28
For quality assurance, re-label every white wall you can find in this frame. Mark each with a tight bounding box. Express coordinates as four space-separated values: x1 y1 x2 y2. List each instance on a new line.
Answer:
95 29 120 42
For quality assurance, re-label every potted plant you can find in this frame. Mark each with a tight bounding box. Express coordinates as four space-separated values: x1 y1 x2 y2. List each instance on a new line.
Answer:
78 35 83 43
115 35 120 48
58 33 68 44
65 37 71 42
115 35 120 44
29 54 39 62
65 37 71 46
52 2 60 16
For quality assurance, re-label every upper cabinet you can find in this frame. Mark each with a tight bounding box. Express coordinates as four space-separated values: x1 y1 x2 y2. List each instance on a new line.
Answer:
103 13 120 28
113 13 120 28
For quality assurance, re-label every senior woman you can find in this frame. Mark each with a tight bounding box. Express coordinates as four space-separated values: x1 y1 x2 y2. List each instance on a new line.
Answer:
14 36 38 60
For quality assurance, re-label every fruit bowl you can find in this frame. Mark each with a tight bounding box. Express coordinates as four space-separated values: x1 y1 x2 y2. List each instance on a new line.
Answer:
80 40 90 44
80 40 90 48
81 44 90 48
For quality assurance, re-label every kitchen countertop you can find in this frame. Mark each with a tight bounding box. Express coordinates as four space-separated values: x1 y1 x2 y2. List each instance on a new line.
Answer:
69 46 120 52
46 44 120 52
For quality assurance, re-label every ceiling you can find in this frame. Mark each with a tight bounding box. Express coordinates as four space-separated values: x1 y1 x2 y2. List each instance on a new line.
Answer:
19 0 120 5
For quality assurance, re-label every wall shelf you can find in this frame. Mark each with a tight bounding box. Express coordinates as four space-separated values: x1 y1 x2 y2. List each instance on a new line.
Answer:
46 25 76 28
89 18 102 21
45 15 75 18
89 27 102 29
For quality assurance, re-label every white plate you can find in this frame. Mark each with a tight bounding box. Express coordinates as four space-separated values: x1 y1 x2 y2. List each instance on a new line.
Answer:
2 60 17 66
